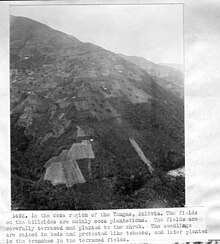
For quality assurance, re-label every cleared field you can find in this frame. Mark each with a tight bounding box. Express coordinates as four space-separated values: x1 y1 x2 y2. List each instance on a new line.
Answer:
67 140 95 160
76 126 86 137
44 161 66 185
120 83 152 104
44 132 95 186
44 150 68 168
44 160 85 186
62 161 86 187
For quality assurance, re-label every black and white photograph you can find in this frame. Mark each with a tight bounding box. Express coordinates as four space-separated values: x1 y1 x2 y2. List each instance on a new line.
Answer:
10 4 184 210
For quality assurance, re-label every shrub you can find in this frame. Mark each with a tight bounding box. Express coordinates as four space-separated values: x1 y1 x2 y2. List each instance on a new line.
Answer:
113 172 145 196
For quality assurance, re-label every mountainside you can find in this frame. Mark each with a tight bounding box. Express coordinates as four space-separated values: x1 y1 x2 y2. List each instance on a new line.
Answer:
158 63 183 73
119 54 184 99
10 15 184 210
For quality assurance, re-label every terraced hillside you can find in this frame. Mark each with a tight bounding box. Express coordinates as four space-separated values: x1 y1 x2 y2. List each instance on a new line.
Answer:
120 54 184 99
10 15 184 210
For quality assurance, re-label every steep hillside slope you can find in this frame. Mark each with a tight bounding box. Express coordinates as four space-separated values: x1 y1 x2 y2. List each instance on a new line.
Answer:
119 54 184 99
159 63 183 73
10 15 184 210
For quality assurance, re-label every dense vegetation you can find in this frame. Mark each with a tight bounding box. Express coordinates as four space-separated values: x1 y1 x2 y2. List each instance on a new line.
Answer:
10 15 185 210
11 111 184 210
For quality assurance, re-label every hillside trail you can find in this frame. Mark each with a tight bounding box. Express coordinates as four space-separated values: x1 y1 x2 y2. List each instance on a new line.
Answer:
129 137 154 174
